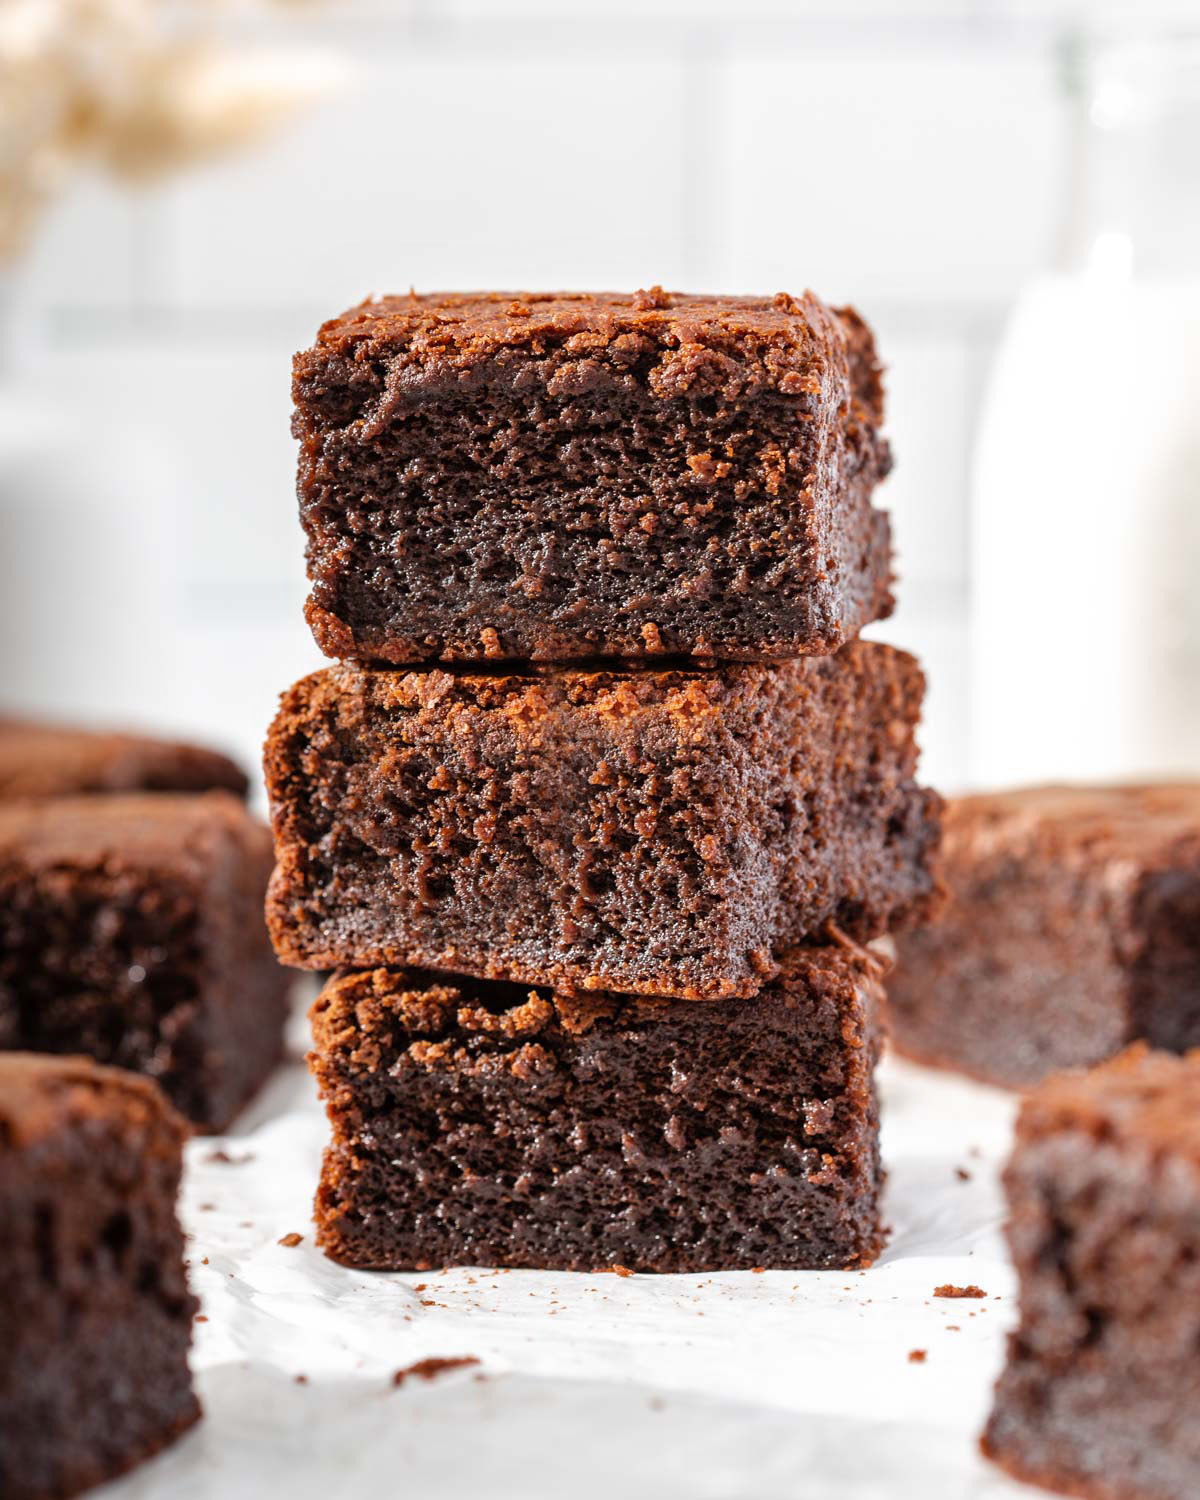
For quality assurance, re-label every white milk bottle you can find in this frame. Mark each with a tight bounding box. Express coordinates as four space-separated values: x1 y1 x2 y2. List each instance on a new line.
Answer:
970 35 1200 787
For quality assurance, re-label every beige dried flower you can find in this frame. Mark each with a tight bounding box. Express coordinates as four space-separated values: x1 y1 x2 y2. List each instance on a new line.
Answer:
0 0 342 261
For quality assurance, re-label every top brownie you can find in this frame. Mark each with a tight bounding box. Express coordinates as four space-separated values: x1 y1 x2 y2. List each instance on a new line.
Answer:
0 717 247 801
294 288 893 665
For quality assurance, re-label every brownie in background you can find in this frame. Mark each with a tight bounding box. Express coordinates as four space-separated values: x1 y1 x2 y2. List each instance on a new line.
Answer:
0 716 247 801
888 783 1200 1088
0 1054 199 1500
984 1045 1200 1499
294 289 893 666
0 792 289 1130
310 945 884 1273
265 643 940 1000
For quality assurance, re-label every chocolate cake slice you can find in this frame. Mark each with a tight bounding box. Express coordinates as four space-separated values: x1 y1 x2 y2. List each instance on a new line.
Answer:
294 288 893 665
310 945 885 1272
0 1054 199 1500
265 642 941 1000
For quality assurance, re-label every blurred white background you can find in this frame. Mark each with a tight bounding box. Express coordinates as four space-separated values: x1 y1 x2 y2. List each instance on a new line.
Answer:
2 0 1197 796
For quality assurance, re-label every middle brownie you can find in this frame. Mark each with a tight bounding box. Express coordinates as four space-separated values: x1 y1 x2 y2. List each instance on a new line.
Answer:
265 640 940 1000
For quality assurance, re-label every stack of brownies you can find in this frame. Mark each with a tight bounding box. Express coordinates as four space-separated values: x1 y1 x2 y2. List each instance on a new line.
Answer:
264 288 942 1272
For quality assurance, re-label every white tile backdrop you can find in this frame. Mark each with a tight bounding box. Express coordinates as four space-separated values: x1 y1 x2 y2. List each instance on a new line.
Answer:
4 0 1186 795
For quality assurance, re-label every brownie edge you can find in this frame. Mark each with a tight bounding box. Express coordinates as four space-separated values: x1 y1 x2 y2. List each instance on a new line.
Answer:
309 946 885 1273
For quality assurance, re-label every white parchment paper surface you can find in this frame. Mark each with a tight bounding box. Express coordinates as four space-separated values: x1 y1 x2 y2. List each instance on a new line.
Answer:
100 997 1039 1500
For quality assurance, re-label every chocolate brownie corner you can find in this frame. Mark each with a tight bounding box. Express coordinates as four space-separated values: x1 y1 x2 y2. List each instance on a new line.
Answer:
0 1053 200 1500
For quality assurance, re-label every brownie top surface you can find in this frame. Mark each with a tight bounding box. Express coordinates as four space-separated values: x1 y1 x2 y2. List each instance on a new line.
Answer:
0 789 268 871
0 1051 182 1150
300 287 879 402
1020 1043 1200 1163
295 639 908 724
0 716 247 799
314 287 836 346
947 782 1200 861
315 944 878 1042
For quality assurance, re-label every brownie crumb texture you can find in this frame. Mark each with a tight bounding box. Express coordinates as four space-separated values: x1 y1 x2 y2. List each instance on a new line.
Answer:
908 1350 927 1364
934 1284 986 1299
278 1232 304 1248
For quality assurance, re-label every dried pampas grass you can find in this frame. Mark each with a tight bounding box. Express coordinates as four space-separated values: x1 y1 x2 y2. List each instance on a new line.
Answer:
0 0 342 260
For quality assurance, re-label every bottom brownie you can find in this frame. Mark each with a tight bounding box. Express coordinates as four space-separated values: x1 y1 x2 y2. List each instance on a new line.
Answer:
309 946 884 1273
0 1054 199 1500
983 1046 1200 1500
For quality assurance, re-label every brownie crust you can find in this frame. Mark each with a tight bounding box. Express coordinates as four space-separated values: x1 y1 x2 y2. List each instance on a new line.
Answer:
0 792 290 1130
264 643 941 1000
888 784 1200 1088
0 717 247 801
0 1054 199 1500
310 945 885 1273
294 288 893 666
983 1046 1200 1500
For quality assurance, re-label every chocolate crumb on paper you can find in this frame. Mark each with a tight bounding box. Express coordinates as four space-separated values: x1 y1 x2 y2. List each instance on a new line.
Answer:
278 1232 304 1248
392 1356 480 1388
934 1283 986 1299
908 1349 927 1364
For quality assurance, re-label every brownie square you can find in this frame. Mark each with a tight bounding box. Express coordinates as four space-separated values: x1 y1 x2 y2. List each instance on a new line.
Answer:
265 642 940 1000
293 288 893 666
984 1045 1200 1499
310 945 884 1272
0 1054 199 1500
888 784 1200 1088
0 716 247 801
0 792 290 1130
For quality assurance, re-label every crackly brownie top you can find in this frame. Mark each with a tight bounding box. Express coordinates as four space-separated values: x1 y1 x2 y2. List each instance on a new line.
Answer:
1020 1044 1200 1165
313 945 879 1054
0 1051 184 1151
291 640 901 731
299 287 882 413
946 782 1200 864
0 790 268 874
0 716 247 801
